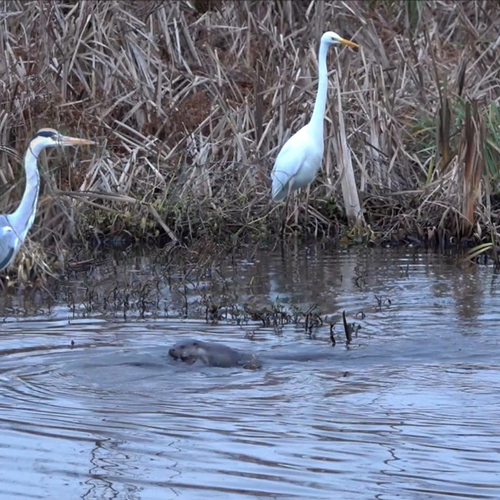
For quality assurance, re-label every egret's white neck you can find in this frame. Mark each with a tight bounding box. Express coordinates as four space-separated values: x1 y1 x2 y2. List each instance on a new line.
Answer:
310 40 329 135
10 140 45 240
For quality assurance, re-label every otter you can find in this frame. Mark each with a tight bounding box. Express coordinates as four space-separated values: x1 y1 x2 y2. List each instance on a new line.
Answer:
168 338 261 369
169 338 333 369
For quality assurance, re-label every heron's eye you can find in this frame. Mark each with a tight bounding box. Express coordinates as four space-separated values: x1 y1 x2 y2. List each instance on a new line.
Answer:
36 130 57 139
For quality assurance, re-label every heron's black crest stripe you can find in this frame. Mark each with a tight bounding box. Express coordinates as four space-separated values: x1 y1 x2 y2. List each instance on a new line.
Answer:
0 246 15 271
35 130 57 138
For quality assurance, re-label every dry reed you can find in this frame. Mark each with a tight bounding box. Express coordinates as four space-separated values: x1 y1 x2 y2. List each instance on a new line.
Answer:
0 0 500 272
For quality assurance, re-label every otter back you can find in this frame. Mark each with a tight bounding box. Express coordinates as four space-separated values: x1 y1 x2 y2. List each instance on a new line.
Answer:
169 339 260 369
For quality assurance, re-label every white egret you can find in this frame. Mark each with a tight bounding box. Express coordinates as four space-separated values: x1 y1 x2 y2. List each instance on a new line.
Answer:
0 128 95 272
271 31 359 201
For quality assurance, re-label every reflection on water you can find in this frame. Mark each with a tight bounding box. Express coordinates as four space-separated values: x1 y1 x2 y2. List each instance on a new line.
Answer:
1 247 500 499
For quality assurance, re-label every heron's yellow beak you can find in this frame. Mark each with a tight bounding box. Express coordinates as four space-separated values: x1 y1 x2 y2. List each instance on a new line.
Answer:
339 38 359 49
60 136 96 146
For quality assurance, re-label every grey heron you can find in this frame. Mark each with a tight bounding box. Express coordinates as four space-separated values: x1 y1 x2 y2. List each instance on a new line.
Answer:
0 128 95 272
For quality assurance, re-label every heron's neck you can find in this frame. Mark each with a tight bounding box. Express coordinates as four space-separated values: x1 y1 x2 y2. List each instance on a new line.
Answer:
11 142 43 239
310 41 329 135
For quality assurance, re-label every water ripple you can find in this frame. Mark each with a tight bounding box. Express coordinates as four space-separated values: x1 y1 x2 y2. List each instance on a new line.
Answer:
1 248 500 499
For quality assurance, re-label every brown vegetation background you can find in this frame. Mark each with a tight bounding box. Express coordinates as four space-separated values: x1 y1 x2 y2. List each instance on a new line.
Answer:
1 0 500 261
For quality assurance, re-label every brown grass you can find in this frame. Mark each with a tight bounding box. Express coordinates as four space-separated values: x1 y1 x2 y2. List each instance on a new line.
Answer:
1 0 500 272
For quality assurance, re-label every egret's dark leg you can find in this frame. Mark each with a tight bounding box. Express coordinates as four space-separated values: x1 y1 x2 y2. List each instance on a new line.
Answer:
293 190 299 227
280 196 289 239
280 182 294 239
284 190 299 230
305 185 311 231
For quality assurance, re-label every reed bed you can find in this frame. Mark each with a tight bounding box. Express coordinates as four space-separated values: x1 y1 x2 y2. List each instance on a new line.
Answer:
1 0 499 269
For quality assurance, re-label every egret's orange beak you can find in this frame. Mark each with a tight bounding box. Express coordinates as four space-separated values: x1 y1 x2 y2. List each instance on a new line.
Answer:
339 38 359 49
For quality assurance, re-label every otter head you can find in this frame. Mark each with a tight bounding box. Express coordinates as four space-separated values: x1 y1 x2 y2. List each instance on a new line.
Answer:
169 339 202 365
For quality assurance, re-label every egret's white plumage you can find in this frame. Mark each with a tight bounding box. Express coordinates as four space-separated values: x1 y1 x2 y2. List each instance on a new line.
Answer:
271 31 359 201
0 128 95 272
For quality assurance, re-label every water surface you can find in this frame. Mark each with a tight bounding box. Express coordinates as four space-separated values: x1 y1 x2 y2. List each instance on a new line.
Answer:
1 246 500 499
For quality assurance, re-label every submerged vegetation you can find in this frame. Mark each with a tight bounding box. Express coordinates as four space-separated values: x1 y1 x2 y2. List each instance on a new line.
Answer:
1 0 500 275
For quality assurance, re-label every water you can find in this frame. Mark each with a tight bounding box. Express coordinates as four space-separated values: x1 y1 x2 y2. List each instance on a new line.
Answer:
1 246 500 500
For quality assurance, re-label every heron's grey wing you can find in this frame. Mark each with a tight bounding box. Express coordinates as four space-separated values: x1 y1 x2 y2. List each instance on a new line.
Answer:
0 224 19 271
